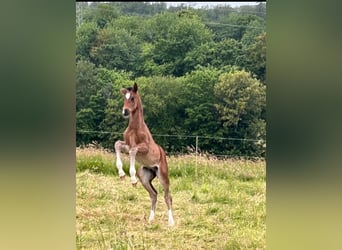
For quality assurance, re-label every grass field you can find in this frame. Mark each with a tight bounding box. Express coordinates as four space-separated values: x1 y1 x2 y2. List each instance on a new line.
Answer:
76 147 266 250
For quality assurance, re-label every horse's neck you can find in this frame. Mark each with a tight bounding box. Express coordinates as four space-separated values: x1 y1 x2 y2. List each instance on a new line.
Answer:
128 101 145 130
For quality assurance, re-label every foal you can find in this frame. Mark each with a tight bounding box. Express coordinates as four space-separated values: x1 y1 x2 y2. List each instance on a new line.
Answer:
114 82 175 226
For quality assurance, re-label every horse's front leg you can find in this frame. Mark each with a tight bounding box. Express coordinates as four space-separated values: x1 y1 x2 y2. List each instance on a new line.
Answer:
128 142 148 186
115 140 129 178
129 147 138 186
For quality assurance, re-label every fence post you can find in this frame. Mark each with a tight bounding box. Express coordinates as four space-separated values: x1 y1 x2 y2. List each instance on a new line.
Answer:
195 136 198 176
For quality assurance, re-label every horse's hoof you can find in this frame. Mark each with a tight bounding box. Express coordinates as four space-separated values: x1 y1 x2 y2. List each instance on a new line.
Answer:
119 175 125 180
132 182 138 187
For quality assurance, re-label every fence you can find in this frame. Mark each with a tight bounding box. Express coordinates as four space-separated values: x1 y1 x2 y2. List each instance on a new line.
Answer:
76 129 266 160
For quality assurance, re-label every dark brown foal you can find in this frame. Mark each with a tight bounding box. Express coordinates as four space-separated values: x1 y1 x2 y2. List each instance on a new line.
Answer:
114 82 175 226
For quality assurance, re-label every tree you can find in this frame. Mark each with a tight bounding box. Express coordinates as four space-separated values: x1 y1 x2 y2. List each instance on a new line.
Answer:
212 38 243 68
183 42 212 72
76 22 99 62
182 67 222 153
76 2 88 28
138 42 169 76
243 31 266 83
147 12 214 76
133 76 187 153
76 60 99 145
113 2 167 16
241 18 265 47
76 61 133 147
108 16 147 41
97 68 133 148
213 13 263 41
90 26 141 75
84 3 120 28
75 3 267 156
214 69 266 156
76 60 98 112
184 38 243 74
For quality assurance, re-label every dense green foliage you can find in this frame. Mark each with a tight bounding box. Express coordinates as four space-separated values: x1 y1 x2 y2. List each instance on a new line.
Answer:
76 2 266 157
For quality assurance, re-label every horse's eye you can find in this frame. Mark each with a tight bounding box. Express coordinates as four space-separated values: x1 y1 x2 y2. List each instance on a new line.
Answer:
131 97 134 102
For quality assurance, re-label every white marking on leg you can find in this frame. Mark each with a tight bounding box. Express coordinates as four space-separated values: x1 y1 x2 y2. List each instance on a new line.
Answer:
148 210 155 223
115 142 126 177
168 209 175 226
129 148 138 184
125 92 130 100
116 159 125 177
129 165 137 184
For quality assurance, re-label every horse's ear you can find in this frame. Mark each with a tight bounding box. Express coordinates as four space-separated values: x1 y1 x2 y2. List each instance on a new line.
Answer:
121 88 127 95
133 82 138 93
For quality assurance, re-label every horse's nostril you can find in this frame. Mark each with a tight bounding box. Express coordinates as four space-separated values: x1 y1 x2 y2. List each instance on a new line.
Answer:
122 109 130 117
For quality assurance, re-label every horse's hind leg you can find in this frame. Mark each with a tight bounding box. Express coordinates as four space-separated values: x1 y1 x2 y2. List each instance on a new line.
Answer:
137 166 158 223
157 165 175 226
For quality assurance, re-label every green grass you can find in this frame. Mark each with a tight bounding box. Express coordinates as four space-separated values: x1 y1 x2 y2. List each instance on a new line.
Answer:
76 147 266 249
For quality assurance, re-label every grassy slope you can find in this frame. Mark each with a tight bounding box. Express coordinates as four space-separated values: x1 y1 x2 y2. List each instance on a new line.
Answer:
76 147 266 250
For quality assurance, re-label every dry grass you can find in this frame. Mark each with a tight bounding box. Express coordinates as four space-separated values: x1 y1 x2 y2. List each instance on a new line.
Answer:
76 147 266 249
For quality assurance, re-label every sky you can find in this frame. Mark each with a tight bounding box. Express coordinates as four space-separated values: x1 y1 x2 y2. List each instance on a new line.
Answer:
164 2 262 8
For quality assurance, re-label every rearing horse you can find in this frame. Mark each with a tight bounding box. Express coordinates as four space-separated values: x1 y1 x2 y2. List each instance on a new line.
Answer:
114 82 175 226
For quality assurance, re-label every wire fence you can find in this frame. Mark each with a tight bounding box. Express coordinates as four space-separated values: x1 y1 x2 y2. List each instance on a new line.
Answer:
77 129 262 142
76 129 266 160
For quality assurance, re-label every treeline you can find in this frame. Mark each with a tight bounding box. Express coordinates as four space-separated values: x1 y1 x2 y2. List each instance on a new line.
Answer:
76 2 266 157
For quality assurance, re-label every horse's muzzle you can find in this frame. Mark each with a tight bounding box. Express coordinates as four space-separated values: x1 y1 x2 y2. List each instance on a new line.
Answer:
122 109 130 118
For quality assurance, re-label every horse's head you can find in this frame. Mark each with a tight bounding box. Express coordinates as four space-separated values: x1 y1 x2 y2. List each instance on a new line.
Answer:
121 82 139 119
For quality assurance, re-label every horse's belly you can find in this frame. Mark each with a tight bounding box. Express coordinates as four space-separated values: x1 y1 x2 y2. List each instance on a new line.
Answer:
136 155 159 167
136 150 160 166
